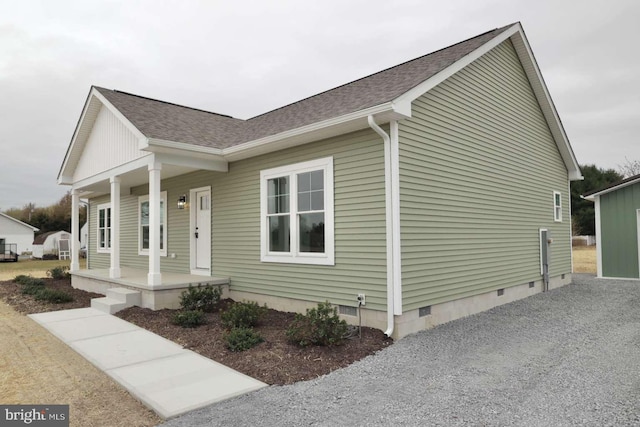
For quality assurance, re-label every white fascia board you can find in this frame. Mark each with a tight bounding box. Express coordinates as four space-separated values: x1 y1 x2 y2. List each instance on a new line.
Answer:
92 89 147 141
393 24 520 107
583 177 640 200
72 155 153 190
154 150 228 172
58 90 101 183
0 213 39 232
146 137 224 156
222 102 406 161
509 25 582 181
59 88 148 185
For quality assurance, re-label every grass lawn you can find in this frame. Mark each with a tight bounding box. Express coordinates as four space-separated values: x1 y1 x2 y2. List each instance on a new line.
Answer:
572 246 596 274
0 259 86 281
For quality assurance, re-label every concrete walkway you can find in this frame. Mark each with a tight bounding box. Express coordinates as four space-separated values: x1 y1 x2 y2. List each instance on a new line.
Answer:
29 308 267 419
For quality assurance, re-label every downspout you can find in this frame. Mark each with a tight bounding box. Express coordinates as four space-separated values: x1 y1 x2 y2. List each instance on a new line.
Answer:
368 115 395 337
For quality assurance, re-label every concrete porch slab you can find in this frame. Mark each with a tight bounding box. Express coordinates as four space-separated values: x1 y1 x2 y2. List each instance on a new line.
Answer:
29 308 267 419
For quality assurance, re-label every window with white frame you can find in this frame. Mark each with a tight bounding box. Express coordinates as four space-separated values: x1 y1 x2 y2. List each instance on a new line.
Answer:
260 157 334 265
139 191 168 256
553 191 562 222
97 203 111 253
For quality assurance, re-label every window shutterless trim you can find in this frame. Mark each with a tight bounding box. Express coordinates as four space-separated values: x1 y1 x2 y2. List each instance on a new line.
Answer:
553 191 562 222
138 191 168 257
260 157 334 265
96 202 111 253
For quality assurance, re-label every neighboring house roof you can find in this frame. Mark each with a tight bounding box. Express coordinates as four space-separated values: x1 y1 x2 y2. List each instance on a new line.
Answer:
583 173 640 200
33 230 69 245
58 22 582 183
0 213 39 232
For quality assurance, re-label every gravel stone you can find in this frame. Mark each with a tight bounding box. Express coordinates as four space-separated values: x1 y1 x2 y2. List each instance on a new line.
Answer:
162 274 640 426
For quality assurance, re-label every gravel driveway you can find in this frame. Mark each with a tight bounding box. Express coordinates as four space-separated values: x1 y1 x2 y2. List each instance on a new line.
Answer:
163 274 640 426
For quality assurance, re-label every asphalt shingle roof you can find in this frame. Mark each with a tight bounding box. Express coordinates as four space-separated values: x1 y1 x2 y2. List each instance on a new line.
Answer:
95 24 514 150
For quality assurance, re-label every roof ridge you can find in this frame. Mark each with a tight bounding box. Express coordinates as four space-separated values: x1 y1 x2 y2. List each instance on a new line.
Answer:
247 23 515 121
96 87 239 120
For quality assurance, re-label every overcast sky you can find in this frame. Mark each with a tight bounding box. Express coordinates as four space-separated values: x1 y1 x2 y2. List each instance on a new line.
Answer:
1 0 638 210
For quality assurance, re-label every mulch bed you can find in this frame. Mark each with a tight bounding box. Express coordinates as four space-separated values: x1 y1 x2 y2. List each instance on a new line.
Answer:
0 278 393 385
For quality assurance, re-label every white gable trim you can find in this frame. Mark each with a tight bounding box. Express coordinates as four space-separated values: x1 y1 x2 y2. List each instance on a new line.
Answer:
0 213 39 232
394 23 581 182
58 87 148 185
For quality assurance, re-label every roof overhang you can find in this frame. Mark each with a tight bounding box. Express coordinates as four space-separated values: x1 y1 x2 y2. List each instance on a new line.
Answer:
0 213 39 232
393 22 583 182
59 23 582 188
583 174 640 201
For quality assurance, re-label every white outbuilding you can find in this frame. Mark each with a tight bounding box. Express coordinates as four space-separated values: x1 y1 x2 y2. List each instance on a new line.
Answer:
32 230 76 259
0 212 39 256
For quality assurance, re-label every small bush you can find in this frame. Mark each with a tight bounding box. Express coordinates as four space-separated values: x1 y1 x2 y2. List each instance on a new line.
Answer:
224 327 264 352
172 310 206 328
17 276 46 294
286 301 348 347
47 266 70 280
221 301 267 329
179 285 222 312
13 274 33 285
33 288 74 304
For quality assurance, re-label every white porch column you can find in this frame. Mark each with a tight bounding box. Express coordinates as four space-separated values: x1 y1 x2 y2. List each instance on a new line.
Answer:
148 162 162 286
70 189 80 272
110 176 121 279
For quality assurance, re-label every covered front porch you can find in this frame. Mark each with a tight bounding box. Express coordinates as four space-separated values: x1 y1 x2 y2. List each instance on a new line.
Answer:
72 267 229 310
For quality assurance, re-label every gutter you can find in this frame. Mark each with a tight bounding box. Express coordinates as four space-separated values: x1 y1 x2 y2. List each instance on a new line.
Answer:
368 115 401 337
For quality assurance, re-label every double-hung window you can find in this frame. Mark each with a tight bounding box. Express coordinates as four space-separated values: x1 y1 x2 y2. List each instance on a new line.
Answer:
260 157 334 265
139 191 168 256
97 203 111 253
553 191 562 222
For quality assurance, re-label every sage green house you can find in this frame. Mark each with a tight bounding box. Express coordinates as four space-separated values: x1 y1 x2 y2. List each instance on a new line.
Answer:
58 22 582 339
584 175 640 279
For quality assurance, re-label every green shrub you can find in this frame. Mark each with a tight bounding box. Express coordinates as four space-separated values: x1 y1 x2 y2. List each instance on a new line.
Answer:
33 288 74 304
18 276 46 294
221 301 267 329
224 327 264 352
47 266 70 280
13 274 32 285
286 301 348 347
179 285 222 312
172 310 206 328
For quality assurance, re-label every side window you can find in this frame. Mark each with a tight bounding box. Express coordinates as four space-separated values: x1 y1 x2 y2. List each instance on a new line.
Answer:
553 191 562 222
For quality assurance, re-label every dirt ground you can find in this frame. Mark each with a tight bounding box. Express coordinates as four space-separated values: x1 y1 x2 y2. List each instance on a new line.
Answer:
118 303 393 385
572 245 596 273
0 300 161 427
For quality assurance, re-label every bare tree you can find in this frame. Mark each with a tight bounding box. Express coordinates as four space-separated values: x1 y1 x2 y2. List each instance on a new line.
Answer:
617 158 640 178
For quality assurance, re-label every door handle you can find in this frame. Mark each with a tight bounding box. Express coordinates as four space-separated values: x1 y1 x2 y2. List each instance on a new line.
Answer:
195 227 199 239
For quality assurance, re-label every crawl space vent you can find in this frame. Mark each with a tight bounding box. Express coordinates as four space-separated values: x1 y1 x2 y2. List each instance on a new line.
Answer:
419 306 431 317
339 305 357 317
497 289 505 296
529 281 535 288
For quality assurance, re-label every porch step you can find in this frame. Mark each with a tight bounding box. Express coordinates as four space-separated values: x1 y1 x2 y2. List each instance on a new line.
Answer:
91 288 142 314
91 297 127 314
106 287 142 306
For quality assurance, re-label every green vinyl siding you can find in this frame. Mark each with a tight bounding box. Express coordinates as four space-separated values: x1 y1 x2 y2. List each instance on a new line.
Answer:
212 129 388 309
599 184 640 278
398 39 571 311
87 129 388 309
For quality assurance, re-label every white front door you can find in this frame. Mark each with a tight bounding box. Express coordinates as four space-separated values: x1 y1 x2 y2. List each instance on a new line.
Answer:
191 187 211 274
